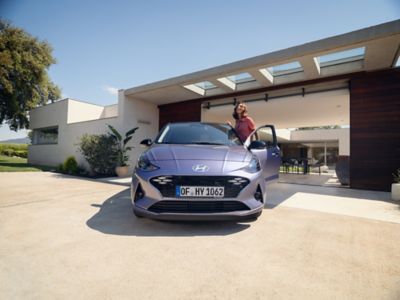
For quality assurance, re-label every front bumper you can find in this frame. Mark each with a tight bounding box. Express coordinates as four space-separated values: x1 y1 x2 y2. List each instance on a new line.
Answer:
131 166 267 221
133 203 263 221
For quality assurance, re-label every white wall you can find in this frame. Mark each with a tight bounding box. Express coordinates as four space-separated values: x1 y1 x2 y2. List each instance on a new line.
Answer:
101 104 118 118
30 100 68 129
29 95 159 174
119 91 159 171
67 100 105 124
28 99 121 168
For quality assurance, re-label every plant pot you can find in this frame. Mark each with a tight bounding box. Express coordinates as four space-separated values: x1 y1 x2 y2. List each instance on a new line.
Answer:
115 166 129 177
335 156 350 185
391 183 400 201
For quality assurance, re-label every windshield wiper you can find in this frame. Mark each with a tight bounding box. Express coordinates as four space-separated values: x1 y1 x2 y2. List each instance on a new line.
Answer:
190 141 226 145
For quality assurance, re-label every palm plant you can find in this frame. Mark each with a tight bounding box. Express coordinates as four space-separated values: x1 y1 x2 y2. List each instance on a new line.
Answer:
107 125 139 166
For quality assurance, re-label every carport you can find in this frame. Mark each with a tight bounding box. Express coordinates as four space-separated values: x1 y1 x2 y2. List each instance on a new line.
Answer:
122 20 400 191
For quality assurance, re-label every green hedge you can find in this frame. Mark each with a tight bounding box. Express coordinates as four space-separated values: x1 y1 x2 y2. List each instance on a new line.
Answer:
0 144 28 158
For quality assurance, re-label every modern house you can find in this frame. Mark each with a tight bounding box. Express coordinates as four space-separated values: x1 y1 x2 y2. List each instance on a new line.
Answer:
28 20 400 191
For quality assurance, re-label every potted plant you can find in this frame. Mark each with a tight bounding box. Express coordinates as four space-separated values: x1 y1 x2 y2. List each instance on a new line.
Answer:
107 125 138 177
392 168 400 201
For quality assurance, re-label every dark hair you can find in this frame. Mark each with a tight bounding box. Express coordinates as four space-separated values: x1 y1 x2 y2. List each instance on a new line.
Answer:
232 102 248 120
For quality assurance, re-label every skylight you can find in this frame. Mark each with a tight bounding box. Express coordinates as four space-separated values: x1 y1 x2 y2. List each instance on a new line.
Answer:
193 81 217 90
263 61 304 77
395 56 400 67
226 72 255 84
318 47 365 67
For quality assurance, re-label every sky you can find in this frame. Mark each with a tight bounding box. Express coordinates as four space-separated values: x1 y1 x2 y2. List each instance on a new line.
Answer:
0 0 399 140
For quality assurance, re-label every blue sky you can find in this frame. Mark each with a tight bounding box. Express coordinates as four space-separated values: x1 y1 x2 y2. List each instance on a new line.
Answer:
0 0 399 140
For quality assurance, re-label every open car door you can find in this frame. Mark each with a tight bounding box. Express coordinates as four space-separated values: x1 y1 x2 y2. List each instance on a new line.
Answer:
245 125 281 185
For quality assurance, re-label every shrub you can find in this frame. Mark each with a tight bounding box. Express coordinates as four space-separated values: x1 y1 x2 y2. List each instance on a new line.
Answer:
63 156 79 175
14 150 28 158
0 144 28 157
2 148 15 156
78 134 118 175
57 163 64 173
0 143 27 152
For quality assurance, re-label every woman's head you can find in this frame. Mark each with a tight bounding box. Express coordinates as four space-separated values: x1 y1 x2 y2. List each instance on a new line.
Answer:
233 102 248 120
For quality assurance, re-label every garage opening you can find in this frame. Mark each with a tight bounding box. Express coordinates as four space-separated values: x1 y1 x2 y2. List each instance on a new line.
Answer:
201 86 350 187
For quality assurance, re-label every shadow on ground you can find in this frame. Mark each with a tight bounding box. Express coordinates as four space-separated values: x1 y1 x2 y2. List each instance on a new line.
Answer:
86 188 252 236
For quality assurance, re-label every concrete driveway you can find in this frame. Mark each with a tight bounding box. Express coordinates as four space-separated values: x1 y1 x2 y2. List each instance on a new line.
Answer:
1 172 399 299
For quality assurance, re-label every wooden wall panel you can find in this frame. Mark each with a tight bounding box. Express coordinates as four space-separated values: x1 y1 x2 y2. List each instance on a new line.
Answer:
350 69 400 191
158 100 202 129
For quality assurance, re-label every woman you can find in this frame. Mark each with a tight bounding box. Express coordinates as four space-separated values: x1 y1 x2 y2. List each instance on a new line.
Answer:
232 102 256 142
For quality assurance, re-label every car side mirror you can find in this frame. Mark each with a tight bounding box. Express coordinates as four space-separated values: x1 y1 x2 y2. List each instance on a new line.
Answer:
248 140 267 150
140 139 152 147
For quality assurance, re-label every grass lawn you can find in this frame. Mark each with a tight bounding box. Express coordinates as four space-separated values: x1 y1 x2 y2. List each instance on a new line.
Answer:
0 155 54 172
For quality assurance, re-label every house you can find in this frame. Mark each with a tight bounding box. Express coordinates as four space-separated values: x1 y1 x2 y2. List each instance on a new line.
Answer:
29 20 400 191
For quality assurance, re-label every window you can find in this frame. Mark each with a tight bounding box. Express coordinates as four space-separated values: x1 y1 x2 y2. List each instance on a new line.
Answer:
226 72 256 84
32 127 58 145
262 61 304 77
193 81 217 90
156 123 242 146
252 126 276 147
395 56 400 67
317 47 365 68
183 81 218 96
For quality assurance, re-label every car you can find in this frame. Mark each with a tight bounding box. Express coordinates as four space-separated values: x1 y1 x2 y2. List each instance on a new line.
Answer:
131 122 280 221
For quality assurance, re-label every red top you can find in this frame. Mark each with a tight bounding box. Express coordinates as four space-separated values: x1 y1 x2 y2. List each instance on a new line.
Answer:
235 116 256 142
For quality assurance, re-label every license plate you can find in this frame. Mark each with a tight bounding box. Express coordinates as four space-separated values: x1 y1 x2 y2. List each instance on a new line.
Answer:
176 186 225 198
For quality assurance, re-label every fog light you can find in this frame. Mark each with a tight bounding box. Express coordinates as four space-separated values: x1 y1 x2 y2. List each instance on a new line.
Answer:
134 184 145 202
254 186 263 202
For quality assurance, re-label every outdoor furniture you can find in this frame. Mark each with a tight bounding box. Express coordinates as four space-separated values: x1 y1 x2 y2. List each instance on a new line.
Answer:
281 157 308 174
307 158 322 175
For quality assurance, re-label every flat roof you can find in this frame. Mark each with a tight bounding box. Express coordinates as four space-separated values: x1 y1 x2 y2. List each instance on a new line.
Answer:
124 20 400 105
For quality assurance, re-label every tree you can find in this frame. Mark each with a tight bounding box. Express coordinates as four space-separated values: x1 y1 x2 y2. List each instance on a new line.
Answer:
0 20 61 131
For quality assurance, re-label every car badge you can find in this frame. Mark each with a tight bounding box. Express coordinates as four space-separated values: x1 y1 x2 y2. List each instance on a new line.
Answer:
192 164 210 172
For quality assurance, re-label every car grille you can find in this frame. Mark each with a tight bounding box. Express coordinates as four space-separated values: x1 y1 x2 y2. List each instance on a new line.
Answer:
148 201 250 213
150 176 250 198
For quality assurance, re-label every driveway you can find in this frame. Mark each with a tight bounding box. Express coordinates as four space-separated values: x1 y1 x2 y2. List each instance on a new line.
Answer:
1 172 399 299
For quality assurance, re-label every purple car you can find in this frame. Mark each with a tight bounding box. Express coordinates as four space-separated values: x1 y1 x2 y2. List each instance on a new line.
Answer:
131 122 280 221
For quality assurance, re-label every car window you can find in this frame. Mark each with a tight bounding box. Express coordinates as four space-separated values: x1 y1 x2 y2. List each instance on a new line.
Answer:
251 126 276 147
156 123 242 146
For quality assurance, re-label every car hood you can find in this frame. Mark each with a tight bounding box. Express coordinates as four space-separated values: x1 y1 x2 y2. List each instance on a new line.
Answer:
145 144 251 162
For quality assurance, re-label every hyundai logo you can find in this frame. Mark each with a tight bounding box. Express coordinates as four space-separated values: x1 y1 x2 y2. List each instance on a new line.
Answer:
192 164 210 172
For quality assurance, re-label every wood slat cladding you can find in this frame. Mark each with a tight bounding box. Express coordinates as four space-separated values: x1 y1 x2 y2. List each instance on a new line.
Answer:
159 100 202 129
350 68 400 191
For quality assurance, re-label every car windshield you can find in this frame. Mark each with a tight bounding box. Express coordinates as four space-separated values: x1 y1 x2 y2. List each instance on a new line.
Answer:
155 123 242 146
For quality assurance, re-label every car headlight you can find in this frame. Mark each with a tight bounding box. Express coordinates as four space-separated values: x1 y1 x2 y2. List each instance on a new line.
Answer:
137 154 159 171
245 156 261 173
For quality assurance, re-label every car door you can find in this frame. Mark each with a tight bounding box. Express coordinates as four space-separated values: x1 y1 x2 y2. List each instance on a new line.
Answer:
245 125 281 184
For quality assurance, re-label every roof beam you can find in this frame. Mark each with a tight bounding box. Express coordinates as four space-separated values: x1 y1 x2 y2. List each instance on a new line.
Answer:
248 69 274 86
364 36 400 70
208 78 235 92
298 56 321 78
216 77 236 91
